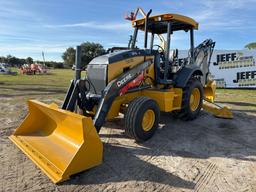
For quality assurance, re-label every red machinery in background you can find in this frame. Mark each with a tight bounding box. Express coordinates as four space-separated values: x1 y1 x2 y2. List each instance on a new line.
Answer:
20 64 47 75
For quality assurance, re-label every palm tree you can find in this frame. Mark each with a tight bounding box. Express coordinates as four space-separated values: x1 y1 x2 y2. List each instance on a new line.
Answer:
245 42 256 50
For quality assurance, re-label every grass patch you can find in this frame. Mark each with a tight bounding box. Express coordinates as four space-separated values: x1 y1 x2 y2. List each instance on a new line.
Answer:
0 69 255 114
216 89 256 102
0 69 79 102
0 69 73 87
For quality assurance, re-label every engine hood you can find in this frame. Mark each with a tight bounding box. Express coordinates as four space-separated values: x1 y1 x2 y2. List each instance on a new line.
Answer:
89 49 149 65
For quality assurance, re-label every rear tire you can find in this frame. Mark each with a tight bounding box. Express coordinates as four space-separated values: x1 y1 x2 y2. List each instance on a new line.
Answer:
173 78 203 120
125 96 160 142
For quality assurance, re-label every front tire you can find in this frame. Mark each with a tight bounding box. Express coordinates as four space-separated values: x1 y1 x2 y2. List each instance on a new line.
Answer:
173 78 203 120
125 96 160 142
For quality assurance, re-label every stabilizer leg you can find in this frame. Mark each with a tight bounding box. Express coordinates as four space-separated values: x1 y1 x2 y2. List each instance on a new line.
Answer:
202 99 233 119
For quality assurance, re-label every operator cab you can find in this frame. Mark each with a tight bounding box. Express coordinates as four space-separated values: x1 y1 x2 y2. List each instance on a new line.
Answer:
129 12 198 84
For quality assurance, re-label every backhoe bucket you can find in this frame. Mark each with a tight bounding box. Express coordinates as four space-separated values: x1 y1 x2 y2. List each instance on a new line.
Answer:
203 100 233 119
9 100 103 183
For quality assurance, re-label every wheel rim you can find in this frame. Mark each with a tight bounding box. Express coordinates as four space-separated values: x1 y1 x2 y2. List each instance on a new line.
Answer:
190 88 200 112
142 109 155 132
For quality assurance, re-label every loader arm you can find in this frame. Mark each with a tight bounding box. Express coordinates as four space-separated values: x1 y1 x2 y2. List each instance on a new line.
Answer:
62 59 153 132
93 59 153 131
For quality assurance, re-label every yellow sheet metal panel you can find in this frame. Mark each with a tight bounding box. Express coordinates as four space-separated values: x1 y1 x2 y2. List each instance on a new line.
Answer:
107 91 140 119
145 56 155 84
107 87 183 119
204 80 216 102
9 100 103 183
172 88 183 110
132 13 198 30
142 89 175 112
202 101 233 119
108 56 145 82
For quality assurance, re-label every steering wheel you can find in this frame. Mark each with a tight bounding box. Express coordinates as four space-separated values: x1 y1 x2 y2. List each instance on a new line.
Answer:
153 45 166 71
153 44 164 53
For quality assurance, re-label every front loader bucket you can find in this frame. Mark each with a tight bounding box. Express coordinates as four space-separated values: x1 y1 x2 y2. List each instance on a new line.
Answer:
9 100 103 183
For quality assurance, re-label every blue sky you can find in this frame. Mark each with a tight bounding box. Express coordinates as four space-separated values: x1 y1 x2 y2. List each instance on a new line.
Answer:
0 0 255 61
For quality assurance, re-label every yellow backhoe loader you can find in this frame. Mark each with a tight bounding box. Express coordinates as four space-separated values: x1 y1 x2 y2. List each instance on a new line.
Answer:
9 8 233 183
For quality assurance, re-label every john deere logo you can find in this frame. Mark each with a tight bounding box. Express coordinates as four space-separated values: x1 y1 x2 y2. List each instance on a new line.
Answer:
117 74 132 87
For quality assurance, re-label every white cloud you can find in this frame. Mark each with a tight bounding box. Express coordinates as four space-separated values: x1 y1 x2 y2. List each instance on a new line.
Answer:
0 43 74 54
191 0 256 30
45 21 131 31
201 0 256 9
0 0 254 60
0 1 38 20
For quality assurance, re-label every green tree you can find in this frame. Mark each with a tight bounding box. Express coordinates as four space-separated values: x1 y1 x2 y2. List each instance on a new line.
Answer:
5 55 26 66
8 56 19 66
62 42 105 68
80 42 105 68
26 57 33 64
6 55 12 64
245 42 256 50
62 47 76 67
0 56 7 63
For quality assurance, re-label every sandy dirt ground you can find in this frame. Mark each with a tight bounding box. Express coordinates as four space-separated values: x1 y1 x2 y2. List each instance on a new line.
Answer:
1 88 256 192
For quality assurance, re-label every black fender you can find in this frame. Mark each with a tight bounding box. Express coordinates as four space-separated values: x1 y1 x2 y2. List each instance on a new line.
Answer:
173 65 203 88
